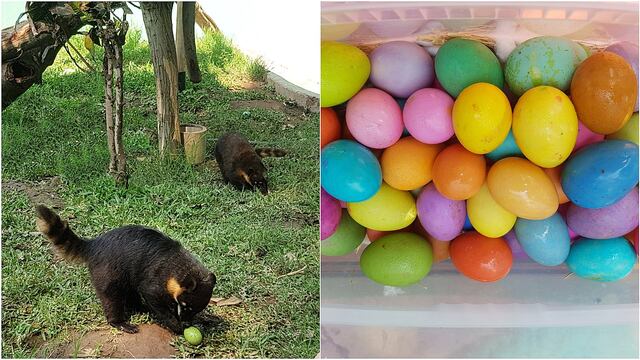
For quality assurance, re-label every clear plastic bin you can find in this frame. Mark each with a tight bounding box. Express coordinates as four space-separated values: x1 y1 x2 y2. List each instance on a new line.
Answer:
321 2 639 358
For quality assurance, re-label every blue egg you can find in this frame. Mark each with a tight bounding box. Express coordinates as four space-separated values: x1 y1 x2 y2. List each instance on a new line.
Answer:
515 213 571 266
562 140 639 209
321 140 382 202
566 237 637 282
485 130 523 162
463 213 474 231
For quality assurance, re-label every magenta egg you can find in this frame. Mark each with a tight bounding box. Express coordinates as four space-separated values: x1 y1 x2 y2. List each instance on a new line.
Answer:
573 120 605 153
416 183 465 241
403 88 455 144
567 187 639 239
346 88 403 149
369 41 435 98
321 188 342 240
605 42 639 111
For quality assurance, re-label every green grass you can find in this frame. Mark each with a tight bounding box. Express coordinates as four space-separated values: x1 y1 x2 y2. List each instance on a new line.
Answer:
1 29 319 358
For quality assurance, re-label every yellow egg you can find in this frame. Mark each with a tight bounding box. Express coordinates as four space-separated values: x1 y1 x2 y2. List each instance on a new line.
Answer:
453 83 512 154
321 41 370 107
467 182 517 238
347 183 417 231
487 157 559 220
513 86 578 168
607 113 639 145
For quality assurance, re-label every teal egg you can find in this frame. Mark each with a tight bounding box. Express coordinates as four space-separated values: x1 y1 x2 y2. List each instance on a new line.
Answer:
566 237 636 282
435 38 504 98
486 130 523 162
505 36 587 97
515 213 570 266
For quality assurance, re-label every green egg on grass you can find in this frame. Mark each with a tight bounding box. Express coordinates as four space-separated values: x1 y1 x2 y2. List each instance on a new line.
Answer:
184 326 202 345
321 210 366 256
360 232 433 286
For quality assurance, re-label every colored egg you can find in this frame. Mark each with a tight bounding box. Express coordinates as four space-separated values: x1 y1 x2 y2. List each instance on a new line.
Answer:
463 213 474 231
561 140 639 208
321 41 370 107
369 41 435 98
467 182 517 238
321 188 342 240
557 203 580 241
403 88 454 144
485 130 523 162
412 221 451 263
432 143 486 200
360 232 434 286
487 157 559 220
366 228 390 242
450 232 513 282
573 120 605 152
570 51 638 134
625 227 639 255
380 137 443 190
435 38 504 98
605 42 639 111
512 86 578 168
346 88 403 149
566 237 637 282
416 183 466 241
504 230 530 260
505 36 587 97
320 107 341 148
321 210 366 256
452 83 512 154
567 187 639 239
183 327 203 345
543 166 570 204
321 140 382 202
607 113 638 145
347 183 417 231
514 213 571 266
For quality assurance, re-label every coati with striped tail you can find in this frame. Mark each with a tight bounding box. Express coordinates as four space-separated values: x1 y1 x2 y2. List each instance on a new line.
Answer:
35 205 215 334
215 132 286 195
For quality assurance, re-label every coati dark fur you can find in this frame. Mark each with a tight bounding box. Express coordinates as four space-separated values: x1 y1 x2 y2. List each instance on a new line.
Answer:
35 205 215 334
214 132 286 195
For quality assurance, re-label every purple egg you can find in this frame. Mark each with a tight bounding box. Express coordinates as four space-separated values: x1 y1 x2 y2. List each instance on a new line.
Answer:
321 188 342 240
369 41 435 98
504 229 530 260
416 183 465 241
567 187 639 239
605 42 639 111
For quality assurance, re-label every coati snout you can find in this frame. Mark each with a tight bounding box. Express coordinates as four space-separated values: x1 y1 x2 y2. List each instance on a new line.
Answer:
215 132 286 195
35 205 215 334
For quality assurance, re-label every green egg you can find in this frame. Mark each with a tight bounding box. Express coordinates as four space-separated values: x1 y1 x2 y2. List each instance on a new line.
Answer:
434 38 504 98
321 210 365 256
360 232 433 287
505 36 587 97
184 327 202 345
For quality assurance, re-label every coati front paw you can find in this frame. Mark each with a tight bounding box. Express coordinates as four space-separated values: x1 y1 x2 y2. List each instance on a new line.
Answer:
111 322 139 334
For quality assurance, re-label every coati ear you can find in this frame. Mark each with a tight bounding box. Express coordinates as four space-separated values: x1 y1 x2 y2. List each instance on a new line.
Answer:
237 170 252 186
184 275 198 292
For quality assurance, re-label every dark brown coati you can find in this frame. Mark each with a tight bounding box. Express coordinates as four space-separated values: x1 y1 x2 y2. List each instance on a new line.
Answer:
214 132 286 195
35 205 215 334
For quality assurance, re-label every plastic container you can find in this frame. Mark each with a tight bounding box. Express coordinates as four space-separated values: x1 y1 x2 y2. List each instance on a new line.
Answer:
321 2 639 358
180 124 207 165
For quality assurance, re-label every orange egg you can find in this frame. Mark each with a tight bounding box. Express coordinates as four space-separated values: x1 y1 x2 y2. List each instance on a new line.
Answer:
543 165 570 204
570 51 638 134
381 137 443 190
366 228 390 242
413 221 451 263
432 143 486 200
450 231 512 282
321 107 341 148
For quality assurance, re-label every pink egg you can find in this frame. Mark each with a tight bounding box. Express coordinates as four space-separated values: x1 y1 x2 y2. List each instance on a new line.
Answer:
573 120 605 152
321 188 342 240
567 187 639 239
346 88 403 149
403 88 454 144
416 183 465 241
504 229 530 260
369 41 434 98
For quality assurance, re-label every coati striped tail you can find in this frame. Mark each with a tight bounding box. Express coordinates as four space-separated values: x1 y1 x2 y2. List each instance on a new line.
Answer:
35 205 87 263
255 148 287 158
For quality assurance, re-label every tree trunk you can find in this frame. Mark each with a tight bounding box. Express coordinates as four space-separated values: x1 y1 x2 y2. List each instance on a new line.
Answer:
182 2 201 83
194 2 219 32
141 2 181 155
175 2 186 91
103 41 116 174
113 27 127 186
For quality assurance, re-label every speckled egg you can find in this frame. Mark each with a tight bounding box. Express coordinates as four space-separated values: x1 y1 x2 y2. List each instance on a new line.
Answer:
567 187 639 239
566 237 637 282
505 36 587 97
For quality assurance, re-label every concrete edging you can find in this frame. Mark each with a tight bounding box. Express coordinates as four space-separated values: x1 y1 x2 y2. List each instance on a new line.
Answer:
266 71 319 113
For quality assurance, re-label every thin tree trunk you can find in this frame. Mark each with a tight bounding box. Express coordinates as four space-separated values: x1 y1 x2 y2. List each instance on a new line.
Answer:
141 2 181 155
113 29 127 186
175 2 186 91
182 2 201 83
103 42 117 174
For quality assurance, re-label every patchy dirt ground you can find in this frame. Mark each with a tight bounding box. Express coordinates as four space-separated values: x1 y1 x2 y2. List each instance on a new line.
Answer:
2 176 65 209
44 324 176 358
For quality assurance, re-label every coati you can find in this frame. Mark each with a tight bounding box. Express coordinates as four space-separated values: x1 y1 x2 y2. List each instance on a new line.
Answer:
214 132 286 195
35 205 215 334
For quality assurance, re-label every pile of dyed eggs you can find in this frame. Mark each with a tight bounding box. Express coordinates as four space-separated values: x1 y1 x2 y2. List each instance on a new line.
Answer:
320 37 639 286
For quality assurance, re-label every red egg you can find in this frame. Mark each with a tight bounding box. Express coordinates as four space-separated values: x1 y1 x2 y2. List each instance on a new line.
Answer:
450 232 513 282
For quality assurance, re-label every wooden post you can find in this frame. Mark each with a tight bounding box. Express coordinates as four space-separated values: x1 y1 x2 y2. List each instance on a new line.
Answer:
176 2 186 91
141 2 181 155
182 2 201 83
